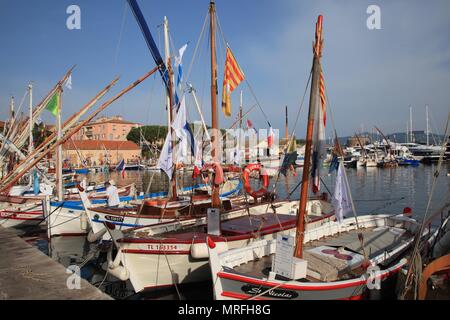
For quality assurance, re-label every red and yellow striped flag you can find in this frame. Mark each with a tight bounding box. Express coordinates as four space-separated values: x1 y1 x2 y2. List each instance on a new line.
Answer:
222 47 245 117
319 71 326 126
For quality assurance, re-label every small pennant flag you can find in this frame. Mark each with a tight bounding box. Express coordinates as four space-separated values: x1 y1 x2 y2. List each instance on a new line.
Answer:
222 47 245 117
45 91 61 117
246 119 257 134
65 74 72 90
116 159 126 178
268 122 274 148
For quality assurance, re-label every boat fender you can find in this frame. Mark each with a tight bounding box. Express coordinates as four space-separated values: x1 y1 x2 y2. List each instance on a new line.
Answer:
107 247 123 270
108 266 129 281
402 207 413 217
243 163 270 200
87 228 107 243
80 212 88 231
191 241 228 259
311 202 322 215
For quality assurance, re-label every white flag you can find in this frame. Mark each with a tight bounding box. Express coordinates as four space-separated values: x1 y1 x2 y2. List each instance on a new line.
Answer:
331 162 353 223
193 125 204 168
174 43 188 68
65 74 72 90
157 132 173 179
172 96 188 140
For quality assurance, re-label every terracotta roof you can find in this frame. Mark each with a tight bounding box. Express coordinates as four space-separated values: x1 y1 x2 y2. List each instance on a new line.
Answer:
63 140 141 151
90 119 140 126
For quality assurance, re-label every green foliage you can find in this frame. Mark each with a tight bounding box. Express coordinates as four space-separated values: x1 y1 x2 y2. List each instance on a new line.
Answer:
32 123 52 147
127 126 168 145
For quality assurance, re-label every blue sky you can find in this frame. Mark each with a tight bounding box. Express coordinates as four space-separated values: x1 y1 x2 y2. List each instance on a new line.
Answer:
0 0 449 138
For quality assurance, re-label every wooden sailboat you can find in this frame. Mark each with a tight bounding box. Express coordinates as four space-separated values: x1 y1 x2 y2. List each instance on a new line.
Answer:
0 66 160 230
103 3 337 294
207 15 420 301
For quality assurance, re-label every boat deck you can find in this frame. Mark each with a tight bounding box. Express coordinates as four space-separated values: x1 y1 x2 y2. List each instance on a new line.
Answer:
233 226 413 283
130 213 296 242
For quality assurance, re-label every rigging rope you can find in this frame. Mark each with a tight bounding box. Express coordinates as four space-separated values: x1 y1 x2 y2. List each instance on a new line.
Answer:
113 2 128 71
184 11 209 93
400 112 450 299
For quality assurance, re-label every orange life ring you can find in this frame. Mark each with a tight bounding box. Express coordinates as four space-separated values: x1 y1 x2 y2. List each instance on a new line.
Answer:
243 163 269 199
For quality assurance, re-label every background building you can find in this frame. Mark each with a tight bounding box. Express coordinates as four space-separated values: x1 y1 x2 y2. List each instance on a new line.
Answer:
347 136 370 147
73 116 140 141
62 140 141 166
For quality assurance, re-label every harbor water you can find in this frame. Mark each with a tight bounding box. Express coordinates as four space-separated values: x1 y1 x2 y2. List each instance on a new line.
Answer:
22 163 450 300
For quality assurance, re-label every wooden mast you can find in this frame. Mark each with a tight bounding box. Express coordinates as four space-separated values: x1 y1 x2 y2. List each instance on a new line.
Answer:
285 106 289 143
168 56 178 200
28 83 33 154
0 67 158 194
209 0 220 208
163 16 178 200
294 15 323 259
210 1 218 146
56 88 63 200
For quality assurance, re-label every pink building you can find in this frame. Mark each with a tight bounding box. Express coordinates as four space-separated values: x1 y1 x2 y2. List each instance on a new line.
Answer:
73 116 140 141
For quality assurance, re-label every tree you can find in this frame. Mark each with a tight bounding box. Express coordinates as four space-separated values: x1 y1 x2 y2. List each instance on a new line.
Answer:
127 126 168 145
32 123 53 148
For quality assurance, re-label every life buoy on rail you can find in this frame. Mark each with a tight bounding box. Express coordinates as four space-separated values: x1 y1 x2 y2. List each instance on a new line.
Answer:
243 163 269 200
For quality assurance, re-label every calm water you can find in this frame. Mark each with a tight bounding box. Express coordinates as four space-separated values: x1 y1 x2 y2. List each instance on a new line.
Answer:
26 163 449 299
91 163 449 219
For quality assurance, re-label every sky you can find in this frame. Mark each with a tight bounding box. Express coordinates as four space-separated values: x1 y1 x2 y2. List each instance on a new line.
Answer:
0 0 449 138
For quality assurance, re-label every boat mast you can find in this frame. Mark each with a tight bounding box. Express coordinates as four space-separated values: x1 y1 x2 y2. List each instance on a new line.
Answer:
294 15 323 258
239 91 243 130
188 84 211 141
10 96 15 121
28 83 33 154
426 105 429 146
163 17 172 131
285 106 289 142
7 96 14 135
409 106 413 143
209 0 220 208
163 16 178 200
210 0 218 158
239 91 243 160
168 59 178 199
406 121 409 144
56 88 63 200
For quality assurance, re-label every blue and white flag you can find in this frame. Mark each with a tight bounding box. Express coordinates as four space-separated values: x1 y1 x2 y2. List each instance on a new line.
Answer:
328 154 339 174
331 161 353 223
174 43 188 89
116 159 125 171
172 96 195 163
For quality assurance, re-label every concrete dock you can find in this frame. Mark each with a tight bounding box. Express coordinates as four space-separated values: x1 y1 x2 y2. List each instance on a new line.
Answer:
0 226 112 300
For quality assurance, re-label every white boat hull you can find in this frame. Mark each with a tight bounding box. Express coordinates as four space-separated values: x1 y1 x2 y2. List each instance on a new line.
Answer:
107 200 334 292
208 214 419 300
